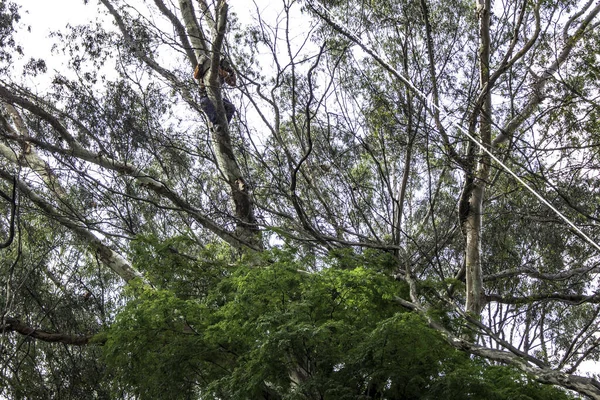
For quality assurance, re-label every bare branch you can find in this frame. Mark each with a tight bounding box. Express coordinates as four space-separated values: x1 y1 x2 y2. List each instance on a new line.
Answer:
396 298 600 398
0 169 145 283
484 262 600 282
489 0 540 87
419 0 464 166
486 292 600 305
153 0 198 67
494 1 600 146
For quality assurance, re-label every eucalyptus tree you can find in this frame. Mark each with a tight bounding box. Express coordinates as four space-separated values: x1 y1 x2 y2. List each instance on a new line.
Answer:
306 0 600 396
0 0 600 398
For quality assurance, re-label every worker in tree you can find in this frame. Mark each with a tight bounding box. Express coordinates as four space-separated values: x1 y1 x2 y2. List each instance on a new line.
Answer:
194 55 236 124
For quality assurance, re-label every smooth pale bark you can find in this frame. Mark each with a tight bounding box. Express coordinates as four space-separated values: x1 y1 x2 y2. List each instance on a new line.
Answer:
463 0 491 316
0 84 247 249
0 103 66 197
178 0 207 57
180 0 261 247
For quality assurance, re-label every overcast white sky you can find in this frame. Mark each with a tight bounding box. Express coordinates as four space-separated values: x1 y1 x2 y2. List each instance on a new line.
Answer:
12 0 100 90
17 0 99 51
16 0 280 55
13 0 293 85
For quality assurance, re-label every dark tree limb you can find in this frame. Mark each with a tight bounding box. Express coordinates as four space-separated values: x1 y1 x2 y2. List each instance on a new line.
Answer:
1 318 105 346
486 292 600 305
484 262 600 282
0 175 16 249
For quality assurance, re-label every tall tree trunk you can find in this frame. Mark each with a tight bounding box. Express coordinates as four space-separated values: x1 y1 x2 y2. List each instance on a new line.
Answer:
393 41 415 258
179 0 262 248
464 0 492 316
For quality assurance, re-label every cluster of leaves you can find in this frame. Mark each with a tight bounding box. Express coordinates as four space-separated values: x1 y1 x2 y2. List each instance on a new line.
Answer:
103 238 577 399
0 0 21 68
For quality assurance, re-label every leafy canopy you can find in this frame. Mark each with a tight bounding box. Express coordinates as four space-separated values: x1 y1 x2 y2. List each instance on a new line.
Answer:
103 238 577 400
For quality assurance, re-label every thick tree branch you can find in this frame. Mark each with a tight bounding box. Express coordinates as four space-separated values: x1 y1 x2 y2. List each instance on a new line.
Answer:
0 84 248 249
486 292 600 305
153 0 198 67
1 317 105 346
0 174 16 249
205 0 229 130
177 0 208 60
99 0 202 112
489 0 540 84
484 262 600 282
0 169 145 283
202 1 261 245
196 0 216 33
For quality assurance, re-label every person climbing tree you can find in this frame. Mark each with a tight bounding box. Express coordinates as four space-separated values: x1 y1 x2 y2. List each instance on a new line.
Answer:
194 55 236 124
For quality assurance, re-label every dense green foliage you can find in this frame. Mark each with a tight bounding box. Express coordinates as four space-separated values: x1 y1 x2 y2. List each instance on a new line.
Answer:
102 238 576 399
